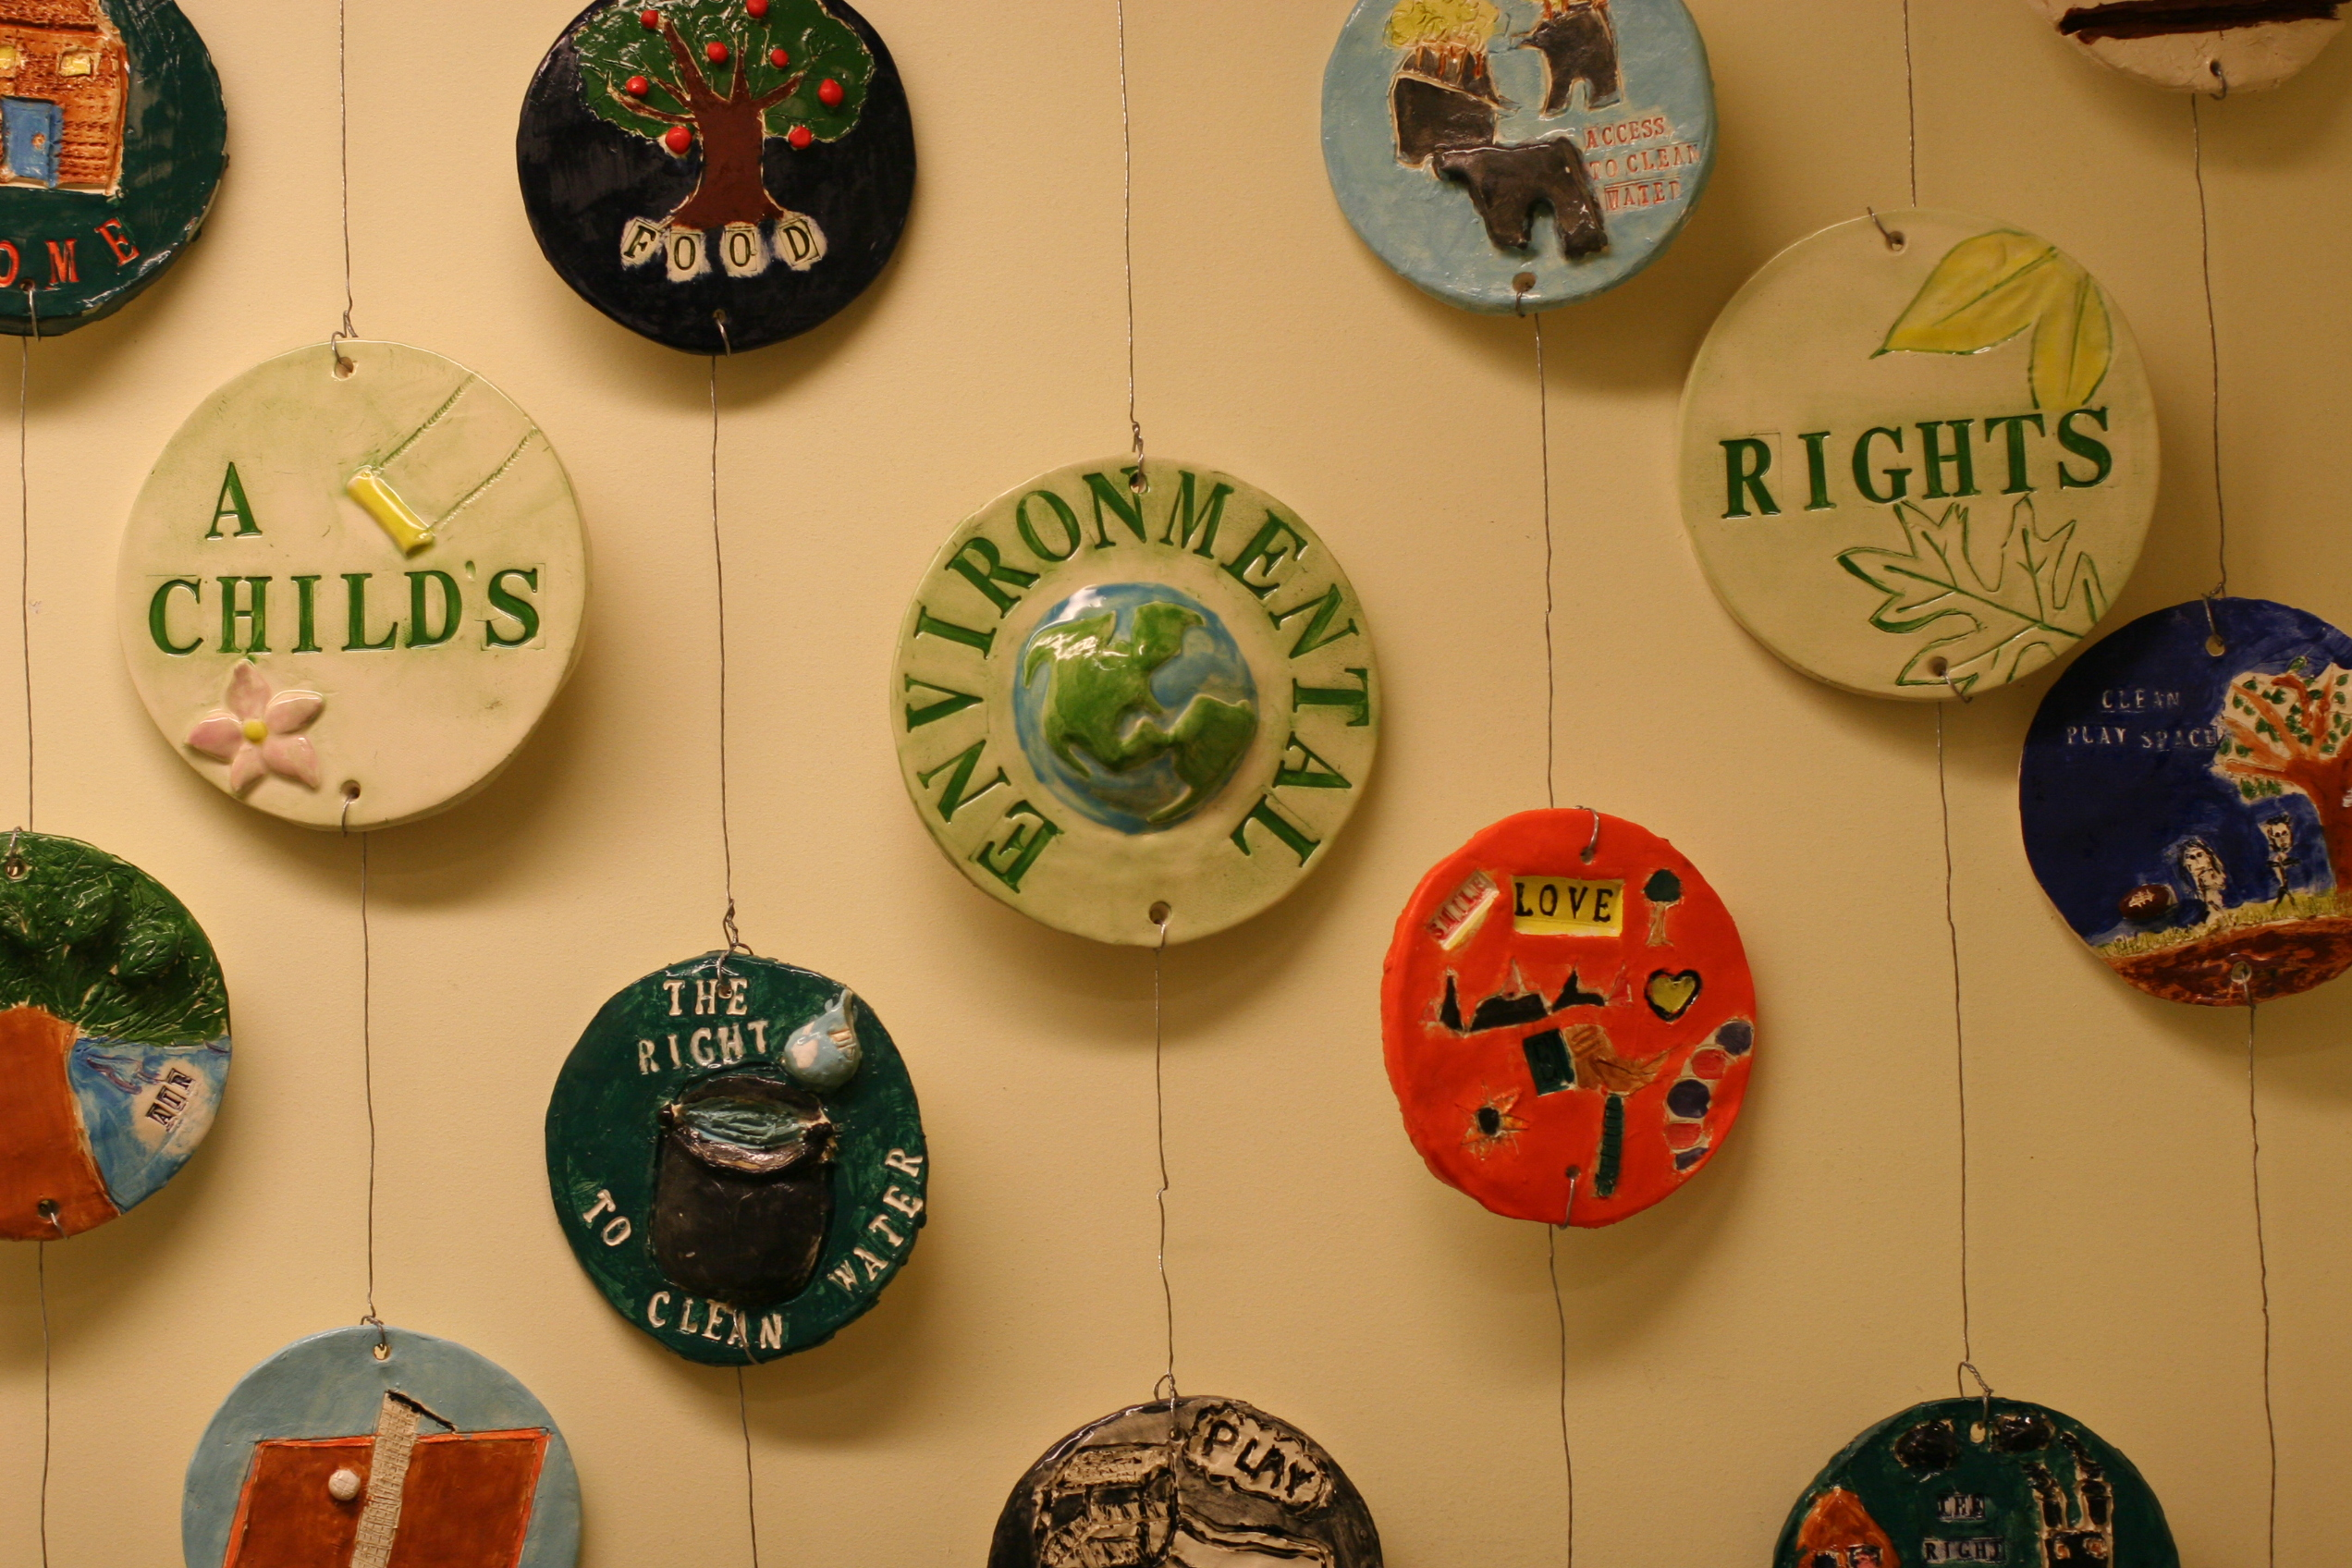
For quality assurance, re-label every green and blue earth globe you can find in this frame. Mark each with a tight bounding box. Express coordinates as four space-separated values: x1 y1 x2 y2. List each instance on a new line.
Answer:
1013 584 1259 834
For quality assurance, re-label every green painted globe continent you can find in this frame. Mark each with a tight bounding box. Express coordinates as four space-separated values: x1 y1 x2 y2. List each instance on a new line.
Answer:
1015 586 1258 833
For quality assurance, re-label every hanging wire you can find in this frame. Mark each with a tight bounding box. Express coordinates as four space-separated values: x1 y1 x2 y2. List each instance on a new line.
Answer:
707 318 760 1566
1151 909 1176 1402
2235 997 2278 1565
1115 0 1174 1415
339 792 385 1354
1958 1359 1996 1436
1547 1191 1577 1568
332 0 356 366
1150 905 1185 1552
1534 315 1557 811
1114 0 1145 485
1904 0 1974 1395
1934 701 1975 1381
736 1367 763 1568
36 1204 58 1568
1521 262 1574 1568
2197 77 2270 1555
709 333 744 957
1900 0 1918 205
2190 89 2229 597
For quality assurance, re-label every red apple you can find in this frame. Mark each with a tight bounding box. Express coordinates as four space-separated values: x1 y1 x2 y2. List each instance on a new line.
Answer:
639 7 660 29
788 125 814 150
769 46 790 67
746 0 769 14
624 75 650 96
705 41 729 64
817 77 844 107
664 125 692 154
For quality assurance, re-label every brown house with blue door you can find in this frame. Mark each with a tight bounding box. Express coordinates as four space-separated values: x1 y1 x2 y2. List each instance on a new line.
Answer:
0 0 125 192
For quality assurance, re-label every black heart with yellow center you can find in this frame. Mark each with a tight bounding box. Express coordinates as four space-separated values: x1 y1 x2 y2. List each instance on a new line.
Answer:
1646 970 1701 1023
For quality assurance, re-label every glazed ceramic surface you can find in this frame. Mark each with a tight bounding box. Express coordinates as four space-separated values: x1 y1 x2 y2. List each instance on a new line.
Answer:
183 1325 580 1568
1773 1397 2176 1568
988 1396 1382 1568
1382 809 1753 1226
890 459 1380 946
1322 0 1714 313
517 0 913 354
545 951 925 1365
1679 210 2157 701
0 0 225 334
0 831 227 1240
116 342 589 830
2024 0 2341 93
2019 596 2352 1006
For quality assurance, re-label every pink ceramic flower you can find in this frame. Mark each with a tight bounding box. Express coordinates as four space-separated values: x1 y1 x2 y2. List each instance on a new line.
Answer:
187 664 324 793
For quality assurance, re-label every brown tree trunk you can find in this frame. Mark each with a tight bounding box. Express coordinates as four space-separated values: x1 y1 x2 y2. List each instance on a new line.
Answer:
0 1005 116 1239
668 96 783 231
2277 755 2352 894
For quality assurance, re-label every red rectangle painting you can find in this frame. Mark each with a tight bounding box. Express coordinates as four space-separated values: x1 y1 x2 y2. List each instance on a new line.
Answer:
221 1428 548 1568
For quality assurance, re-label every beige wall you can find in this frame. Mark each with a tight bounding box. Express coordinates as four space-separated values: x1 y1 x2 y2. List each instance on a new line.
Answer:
3 0 2347 1562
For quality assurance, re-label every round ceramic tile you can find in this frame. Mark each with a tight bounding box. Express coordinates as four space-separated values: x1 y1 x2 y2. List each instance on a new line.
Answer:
183 1325 581 1568
1322 0 1714 313
0 832 227 1241
0 0 225 336
545 952 926 1365
2024 0 2340 93
1382 809 1753 1226
116 342 589 831
2020 596 2352 1006
890 459 1380 947
518 0 914 355
1775 1397 2176 1568
1679 210 2158 701
989 1396 1382 1568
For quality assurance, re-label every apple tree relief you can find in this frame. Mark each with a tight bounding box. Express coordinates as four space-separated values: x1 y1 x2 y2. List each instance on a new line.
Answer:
575 0 870 279
520 0 913 352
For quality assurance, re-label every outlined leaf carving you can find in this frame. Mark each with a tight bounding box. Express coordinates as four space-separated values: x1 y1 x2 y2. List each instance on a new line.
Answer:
1836 496 2107 693
1879 231 2114 410
2030 267 2113 412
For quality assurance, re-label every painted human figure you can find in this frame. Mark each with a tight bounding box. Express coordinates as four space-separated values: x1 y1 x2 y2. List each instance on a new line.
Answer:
2261 815 2296 903
2176 838 2229 927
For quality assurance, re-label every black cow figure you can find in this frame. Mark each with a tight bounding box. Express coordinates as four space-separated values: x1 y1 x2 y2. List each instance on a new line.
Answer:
1522 0 1623 116
1433 134 1610 260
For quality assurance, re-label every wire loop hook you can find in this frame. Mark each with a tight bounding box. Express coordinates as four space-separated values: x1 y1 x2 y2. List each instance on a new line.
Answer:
1957 1360 1995 1432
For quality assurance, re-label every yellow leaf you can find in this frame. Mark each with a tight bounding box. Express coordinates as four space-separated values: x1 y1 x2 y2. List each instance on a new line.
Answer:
2029 268 2113 411
1880 232 2064 358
